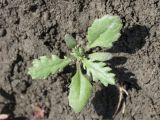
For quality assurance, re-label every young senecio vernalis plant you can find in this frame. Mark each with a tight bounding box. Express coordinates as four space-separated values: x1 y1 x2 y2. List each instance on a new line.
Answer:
28 15 122 113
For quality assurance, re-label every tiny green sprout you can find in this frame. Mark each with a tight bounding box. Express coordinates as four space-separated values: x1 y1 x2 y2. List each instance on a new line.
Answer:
28 15 122 113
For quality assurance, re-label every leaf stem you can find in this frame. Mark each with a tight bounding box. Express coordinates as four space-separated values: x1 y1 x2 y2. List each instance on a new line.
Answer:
76 61 81 71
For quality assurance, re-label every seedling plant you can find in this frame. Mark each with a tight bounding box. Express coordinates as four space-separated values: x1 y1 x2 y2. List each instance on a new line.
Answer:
28 15 122 112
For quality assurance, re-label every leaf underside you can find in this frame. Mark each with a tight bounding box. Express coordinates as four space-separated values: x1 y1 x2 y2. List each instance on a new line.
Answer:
68 65 92 113
28 55 71 79
87 15 122 49
82 58 115 86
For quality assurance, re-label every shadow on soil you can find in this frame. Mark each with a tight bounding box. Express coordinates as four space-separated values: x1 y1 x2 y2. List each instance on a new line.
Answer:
92 25 149 119
0 89 27 120
110 25 150 54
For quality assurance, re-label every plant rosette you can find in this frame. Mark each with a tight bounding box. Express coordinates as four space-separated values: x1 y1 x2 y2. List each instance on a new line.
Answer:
28 15 122 112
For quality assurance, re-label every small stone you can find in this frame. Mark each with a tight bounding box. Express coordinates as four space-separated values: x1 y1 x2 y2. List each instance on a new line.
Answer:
11 80 19 88
22 34 27 39
52 20 56 26
43 12 50 21
49 28 55 35
0 28 6 37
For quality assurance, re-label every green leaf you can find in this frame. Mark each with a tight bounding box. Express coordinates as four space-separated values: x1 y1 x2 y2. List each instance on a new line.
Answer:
88 52 112 61
64 34 77 49
28 55 71 79
82 58 115 86
68 64 92 113
87 15 122 49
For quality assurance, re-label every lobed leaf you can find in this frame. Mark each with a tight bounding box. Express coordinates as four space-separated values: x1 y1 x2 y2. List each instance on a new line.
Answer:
88 52 112 61
28 55 71 79
82 58 115 86
68 64 92 113
87 15 122 49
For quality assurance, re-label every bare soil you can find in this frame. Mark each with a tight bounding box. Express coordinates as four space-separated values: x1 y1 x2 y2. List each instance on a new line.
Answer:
0 0 160 120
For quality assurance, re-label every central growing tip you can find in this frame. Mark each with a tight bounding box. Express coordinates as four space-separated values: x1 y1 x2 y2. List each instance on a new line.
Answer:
71 47 85 61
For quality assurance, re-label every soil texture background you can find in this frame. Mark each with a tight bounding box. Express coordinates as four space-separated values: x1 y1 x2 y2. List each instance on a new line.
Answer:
0 0 160 120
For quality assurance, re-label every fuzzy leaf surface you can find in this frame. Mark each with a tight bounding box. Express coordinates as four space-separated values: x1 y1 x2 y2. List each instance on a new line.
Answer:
88 52 112 61
69 66 92 113
64 34 77 49
28 55 71 79
83 58 115 86
87 15 122 49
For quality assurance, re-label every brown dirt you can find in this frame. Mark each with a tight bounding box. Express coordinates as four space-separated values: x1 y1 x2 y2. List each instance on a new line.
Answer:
0 0 160 120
